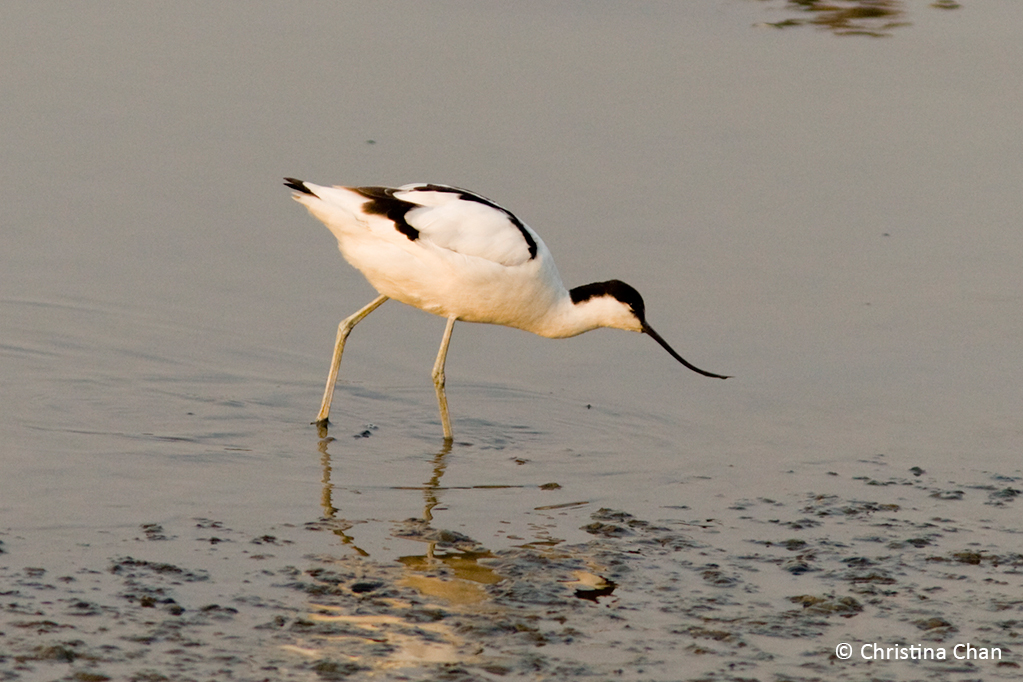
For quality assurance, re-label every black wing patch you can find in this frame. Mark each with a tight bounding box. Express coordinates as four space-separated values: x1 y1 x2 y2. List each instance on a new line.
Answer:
416 184 538 260
351 186 420 241
347 184 538 260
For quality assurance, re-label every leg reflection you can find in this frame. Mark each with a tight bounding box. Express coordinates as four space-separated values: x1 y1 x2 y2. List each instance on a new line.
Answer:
422 440 452 526
318 436 369 557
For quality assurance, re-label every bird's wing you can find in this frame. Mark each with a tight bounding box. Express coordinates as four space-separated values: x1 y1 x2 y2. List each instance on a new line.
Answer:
388 184 539 267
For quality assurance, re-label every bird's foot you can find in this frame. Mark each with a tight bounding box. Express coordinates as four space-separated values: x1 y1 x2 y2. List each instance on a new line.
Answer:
313 417 330 439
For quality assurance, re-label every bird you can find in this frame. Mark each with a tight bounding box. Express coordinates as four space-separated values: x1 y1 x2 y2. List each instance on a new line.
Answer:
284 178 729 440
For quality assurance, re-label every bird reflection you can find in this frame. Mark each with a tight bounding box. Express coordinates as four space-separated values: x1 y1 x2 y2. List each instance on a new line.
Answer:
421 441 450 527
318 436 369 556
315 435 459 560
753 0 966 37
393 443 504 592
316 436 504 594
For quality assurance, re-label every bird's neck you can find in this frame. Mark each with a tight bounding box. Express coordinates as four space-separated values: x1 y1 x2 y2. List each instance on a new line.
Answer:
530 292 640 339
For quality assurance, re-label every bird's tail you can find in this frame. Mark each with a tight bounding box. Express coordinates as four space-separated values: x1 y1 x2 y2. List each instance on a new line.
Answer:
284 178 374 241
284 177 315 196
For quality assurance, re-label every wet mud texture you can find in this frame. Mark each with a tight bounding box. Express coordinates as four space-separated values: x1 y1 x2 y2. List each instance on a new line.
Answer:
2 459 1021 681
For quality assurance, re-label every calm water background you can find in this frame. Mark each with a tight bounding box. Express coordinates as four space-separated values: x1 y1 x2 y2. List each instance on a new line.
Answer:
1 2 1021 678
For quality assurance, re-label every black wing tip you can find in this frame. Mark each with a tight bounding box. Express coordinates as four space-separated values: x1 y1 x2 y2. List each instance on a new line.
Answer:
284 177 314 195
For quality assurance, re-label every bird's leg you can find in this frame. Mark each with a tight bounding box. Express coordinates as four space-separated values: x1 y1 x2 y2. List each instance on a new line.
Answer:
315 294 389 428
431 316 457 441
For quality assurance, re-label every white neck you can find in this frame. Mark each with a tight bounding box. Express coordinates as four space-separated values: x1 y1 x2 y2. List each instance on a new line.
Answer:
529 293 641 339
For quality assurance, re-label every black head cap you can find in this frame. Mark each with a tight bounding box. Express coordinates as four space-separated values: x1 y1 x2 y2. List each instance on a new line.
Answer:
570 280 646 322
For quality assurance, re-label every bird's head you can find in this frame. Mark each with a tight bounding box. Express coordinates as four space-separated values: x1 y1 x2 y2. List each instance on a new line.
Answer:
570 280 647 332
569 280 730 379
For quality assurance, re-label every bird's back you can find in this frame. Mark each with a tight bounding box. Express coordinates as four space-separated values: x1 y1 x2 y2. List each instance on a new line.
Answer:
289 181 569 330
293 182 537 266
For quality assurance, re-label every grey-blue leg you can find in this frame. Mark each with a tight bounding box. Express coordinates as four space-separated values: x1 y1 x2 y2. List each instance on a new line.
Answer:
431 316 457 440
315 294 389 426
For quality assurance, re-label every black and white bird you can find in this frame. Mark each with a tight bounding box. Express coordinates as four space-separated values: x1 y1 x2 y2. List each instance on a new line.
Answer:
285 179 728 439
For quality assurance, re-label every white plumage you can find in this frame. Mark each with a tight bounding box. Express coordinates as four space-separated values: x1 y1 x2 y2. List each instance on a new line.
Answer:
285 178 728 439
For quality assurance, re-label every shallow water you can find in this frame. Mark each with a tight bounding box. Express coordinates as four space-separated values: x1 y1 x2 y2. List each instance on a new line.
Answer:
4 459 1022 680
2 2 1022 680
